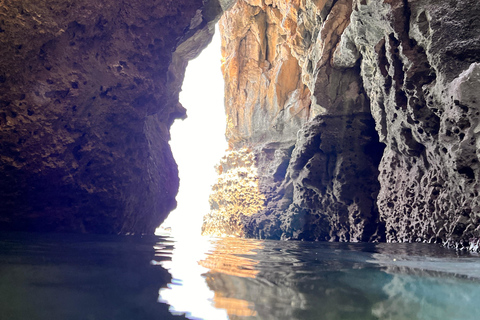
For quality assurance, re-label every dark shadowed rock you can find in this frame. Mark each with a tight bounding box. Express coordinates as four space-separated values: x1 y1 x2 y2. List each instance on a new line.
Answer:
0 0 234 233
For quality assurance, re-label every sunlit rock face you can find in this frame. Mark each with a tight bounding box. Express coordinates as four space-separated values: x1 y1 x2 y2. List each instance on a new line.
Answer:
220 0 312 148
204 0 385 241
205 0 480 249
0 0 233 233
202 148 265 237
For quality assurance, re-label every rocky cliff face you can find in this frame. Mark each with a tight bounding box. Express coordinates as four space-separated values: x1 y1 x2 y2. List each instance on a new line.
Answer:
344 0 480 249
1 0 479 247
202 148 266 237
0 0 233 233
203 0 480 249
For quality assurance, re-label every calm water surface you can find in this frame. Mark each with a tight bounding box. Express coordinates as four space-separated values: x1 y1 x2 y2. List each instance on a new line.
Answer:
1 232 479 320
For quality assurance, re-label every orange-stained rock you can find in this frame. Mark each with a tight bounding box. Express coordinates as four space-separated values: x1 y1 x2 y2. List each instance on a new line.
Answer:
205 0 480 251
204 0 384 241
220 0 312 148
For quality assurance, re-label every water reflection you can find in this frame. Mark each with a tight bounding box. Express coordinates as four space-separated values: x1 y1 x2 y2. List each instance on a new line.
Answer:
1 232 479 319
198 237 261 278
159 237 480 320
158 235 230 319
0 233 182 320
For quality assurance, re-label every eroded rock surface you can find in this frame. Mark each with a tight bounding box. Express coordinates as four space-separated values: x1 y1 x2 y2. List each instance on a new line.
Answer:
1 0 479 247
204 0 385 242
339 0 480 249
203 0 480 249
0 0 232 233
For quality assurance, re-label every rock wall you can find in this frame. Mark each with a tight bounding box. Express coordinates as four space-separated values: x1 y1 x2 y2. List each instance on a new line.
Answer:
1 0 478 246
204 0 385 242
202 148 266 237
203 0 480 249
0 0 233 233
341 0 480 249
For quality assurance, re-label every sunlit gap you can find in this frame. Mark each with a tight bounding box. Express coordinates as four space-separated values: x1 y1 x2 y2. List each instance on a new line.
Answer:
155 26 227 239
154 29 229 318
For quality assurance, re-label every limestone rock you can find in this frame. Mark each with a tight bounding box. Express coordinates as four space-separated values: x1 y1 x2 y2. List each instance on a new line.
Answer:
204 0 385 241
340 0 480 249
248 114 384 241
0 0 231 233
202 148 265 237
220 0 312 147
205 0 480 250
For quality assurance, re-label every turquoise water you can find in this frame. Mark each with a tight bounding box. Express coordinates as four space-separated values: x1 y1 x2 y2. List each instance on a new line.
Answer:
1 232 479 320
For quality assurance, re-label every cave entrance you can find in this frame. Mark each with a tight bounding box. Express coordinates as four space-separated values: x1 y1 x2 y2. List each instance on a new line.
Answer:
156 27 227 237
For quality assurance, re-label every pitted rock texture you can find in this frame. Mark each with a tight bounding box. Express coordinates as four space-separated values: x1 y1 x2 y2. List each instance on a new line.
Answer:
0 0 231 233
204 0 480 249
336 0 480 249
246 114 384 241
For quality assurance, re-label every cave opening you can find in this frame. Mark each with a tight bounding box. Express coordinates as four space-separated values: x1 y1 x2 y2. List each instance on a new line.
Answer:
156 27 227 238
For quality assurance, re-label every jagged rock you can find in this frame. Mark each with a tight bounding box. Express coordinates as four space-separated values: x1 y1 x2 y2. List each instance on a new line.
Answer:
252 114 384 242
202 148 266 237
204 0 480 250
1 0 479 248
204 0 385 242
220 0 312 147
0 0 233 233
338 0 480 249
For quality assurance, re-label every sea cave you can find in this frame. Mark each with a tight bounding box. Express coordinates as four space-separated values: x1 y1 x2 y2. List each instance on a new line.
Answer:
1 0 480 319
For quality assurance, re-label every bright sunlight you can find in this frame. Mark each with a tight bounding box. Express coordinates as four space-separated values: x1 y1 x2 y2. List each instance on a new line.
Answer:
156 27 227 238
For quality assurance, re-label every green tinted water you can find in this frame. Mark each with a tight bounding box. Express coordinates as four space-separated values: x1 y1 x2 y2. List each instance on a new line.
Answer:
1 232 479 320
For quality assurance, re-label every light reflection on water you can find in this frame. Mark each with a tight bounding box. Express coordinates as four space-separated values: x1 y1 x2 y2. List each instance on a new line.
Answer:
158 236 480 320
1 232 480 320
157 236 264 319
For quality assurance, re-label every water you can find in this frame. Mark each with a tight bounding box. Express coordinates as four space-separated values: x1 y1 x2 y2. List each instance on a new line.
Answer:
1 232 479 320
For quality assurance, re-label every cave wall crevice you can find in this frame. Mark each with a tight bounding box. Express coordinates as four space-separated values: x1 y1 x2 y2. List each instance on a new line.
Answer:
341 0 480 249
203 0 386 242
